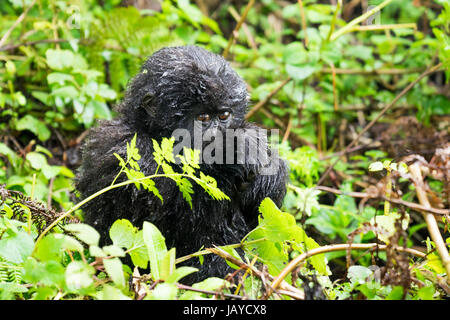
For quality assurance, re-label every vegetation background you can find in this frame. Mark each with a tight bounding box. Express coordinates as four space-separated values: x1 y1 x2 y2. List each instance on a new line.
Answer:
0 0 449 300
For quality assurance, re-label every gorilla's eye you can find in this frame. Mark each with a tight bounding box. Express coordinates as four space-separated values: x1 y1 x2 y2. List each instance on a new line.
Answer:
197 114 210 122
218 111 231 121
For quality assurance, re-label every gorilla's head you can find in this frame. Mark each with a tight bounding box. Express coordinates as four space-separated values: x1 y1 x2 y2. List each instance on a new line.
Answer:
119 46 249 138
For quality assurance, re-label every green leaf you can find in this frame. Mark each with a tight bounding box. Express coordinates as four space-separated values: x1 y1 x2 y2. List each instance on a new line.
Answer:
103 257 126 288
109 219 136 249
129 230 149 269
160 247 176 281
0 230 34 264
165 266 198 284
64 223 100 246
368 161 384 172
103 245 126 257
347 266 372 285
143 222 167 280
179 277 226 300
23 258 65 287
285 64 317 81
52 86 78 99
47 72 75 85
15 115 51 141
95 284 132 300
148 282 178 300
386 286 404 300
65 261 95 291
246 198 328 276
25 152 47 170
89 245 107 258
45 49 75 70
34 233 85 261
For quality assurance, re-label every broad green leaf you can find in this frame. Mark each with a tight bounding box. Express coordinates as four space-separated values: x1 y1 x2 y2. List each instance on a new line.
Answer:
109 219 136 249
165 266 198 284
129 230 149 269
143 222 167 280
65 261 95 291
89 245 107 258
160 247 176 281
23 258 65 287
25 152 47 170
45 49 75 70
246 198 328 275
47 72 75 85
15 115 51 141
95 284 132 300
52 86 78 99
0 230 34 263
103 245 126 257
64 223 100 246
285 64 317 81
148 283 178 300
347 265 373 285
103 257 125 288
179 277 226 300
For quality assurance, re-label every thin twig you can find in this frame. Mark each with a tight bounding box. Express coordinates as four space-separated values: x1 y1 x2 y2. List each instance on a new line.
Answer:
347 23 417 32
314 185 450 215
320 67 426 75
223 0 256 59
0 39 68 52
297 0 308 48
409 163 450 284
245 77 292 120
209 247 305 300
176 283 244 299
268 243 426 296
330 0 394 41
0 0 37 48
228 6 258 53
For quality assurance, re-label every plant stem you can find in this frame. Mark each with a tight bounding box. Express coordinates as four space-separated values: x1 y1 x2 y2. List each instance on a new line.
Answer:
34 173 229 249
330 0 394 41
223 0 255 59
269 243 426 296
409 163 450 284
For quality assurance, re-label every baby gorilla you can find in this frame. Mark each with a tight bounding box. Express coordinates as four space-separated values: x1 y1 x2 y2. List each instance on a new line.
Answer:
75 45 288 283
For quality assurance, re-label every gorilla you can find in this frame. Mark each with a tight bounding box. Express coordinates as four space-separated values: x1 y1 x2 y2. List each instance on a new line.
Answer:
75 45 288 283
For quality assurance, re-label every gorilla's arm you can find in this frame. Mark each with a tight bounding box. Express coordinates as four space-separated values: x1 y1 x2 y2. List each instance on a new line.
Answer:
234 124 288 228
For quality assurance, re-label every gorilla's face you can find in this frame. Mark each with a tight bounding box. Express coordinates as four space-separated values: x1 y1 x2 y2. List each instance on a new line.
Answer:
123 46 249 139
